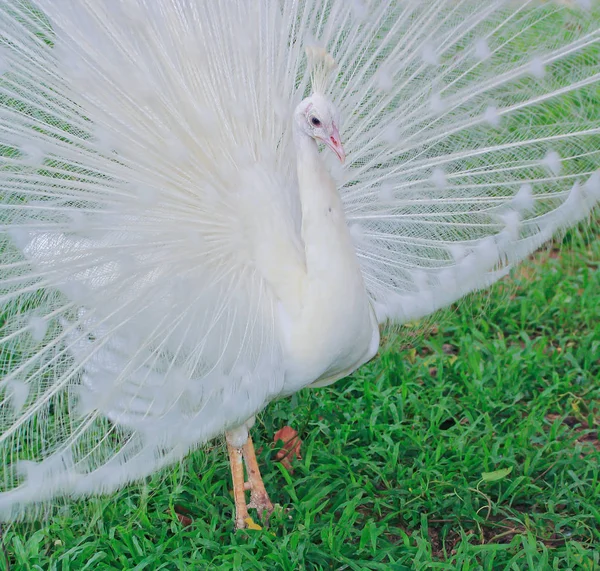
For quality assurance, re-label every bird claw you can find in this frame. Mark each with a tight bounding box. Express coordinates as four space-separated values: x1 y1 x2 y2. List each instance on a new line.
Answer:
247 489 274 525
228 434 275 530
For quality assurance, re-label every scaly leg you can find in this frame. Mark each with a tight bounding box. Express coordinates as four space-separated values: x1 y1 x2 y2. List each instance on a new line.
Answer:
226 441 249 530
242 435 273 523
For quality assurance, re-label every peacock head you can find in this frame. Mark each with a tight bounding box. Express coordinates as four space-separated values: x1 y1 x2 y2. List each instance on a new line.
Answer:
295 93 345 163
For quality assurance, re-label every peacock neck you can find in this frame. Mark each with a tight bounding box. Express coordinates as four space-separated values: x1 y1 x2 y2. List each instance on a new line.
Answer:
294 131 358 280
281 128 378 391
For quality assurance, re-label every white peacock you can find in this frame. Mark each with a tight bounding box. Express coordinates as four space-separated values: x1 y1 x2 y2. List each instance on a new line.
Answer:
0 1 598 529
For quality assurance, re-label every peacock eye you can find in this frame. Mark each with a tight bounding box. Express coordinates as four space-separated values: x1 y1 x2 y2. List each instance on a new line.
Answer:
310 116 321 127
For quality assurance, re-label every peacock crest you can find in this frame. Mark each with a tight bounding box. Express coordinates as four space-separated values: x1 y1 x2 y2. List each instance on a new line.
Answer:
305 45 337 94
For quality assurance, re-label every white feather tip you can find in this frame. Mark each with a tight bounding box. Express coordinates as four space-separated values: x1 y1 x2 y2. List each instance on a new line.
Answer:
305 45 337 94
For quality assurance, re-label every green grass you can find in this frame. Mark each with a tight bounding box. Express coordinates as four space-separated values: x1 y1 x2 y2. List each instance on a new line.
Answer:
1 221 598 570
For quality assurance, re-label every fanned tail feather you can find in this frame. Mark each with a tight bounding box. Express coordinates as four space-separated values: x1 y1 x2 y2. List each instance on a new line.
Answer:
0 0 290 520
327 1 600 321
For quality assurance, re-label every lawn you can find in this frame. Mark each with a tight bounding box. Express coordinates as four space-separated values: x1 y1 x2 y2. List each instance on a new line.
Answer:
1 220 598 570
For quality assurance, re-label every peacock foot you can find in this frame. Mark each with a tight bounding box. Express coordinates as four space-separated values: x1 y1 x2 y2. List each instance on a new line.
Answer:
226 441 250 530
226 427 273 530
243 436 274 525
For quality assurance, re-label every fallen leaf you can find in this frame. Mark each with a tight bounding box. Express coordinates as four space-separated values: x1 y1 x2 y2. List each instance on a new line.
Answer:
170 505 193 527
244 516 262 530
273 426 302 473
481 466 513 482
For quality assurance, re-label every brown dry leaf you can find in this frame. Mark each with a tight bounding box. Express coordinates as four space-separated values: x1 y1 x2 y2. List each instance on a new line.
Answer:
171 505 193 527
273 426 302 474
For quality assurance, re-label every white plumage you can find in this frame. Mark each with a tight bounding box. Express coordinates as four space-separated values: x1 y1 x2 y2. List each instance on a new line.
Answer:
0 0 598 524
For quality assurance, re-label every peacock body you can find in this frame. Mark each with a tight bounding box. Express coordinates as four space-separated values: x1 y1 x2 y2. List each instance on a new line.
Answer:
0 0 598 522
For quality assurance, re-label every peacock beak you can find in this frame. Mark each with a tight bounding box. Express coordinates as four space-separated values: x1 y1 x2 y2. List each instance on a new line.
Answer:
324 124 345 163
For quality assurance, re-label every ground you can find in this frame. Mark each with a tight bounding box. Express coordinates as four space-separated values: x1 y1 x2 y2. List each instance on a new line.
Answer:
2 220 598 570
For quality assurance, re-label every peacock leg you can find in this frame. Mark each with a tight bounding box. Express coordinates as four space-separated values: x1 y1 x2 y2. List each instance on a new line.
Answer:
242 435 274 523
226 441 249 530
